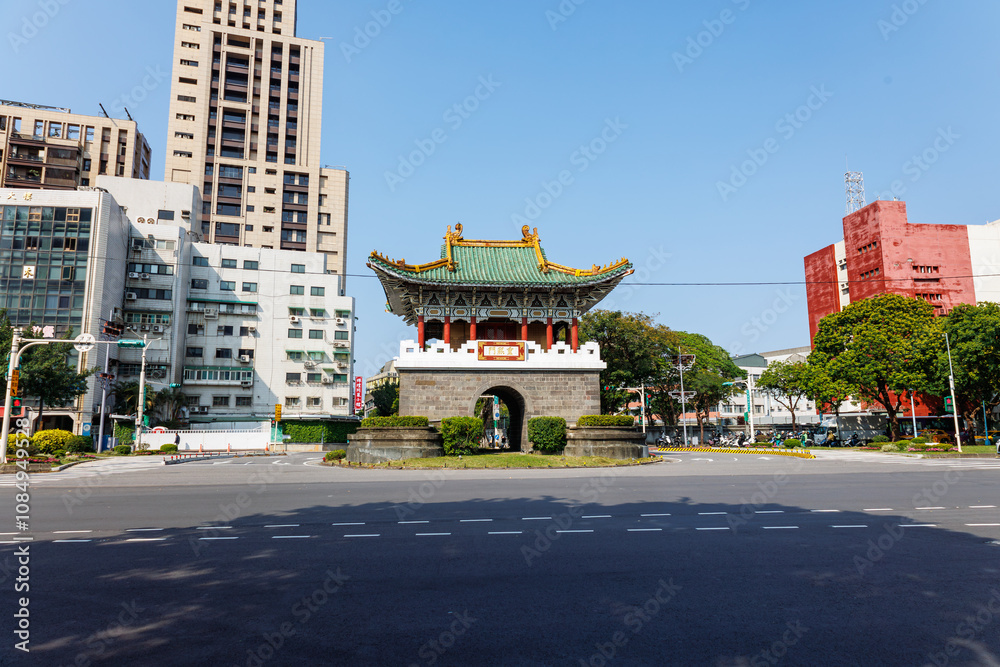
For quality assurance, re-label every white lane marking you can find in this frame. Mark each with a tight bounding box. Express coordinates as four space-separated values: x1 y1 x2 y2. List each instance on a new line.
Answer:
53 530 93 534
488 531 523 535
970 506 997 509
332 522 365 526
699 512 727 516
696 527 729 531
763 526 799 530
811 510 841 513
398 521 429 525
199 537 238 541
197 526 232 530
582 515 612 519
628 528 663 532
272 535 311 539
755 511 784 514
344 534 380 538
54 539 92 543
126 538 167 542
460 519 493 523
415 533 451 536
864 508 894 511
915 507 945 510
265 524 300 528
0 541 20 544
965 524 1000 527
556 530 593 534
903 524 937 528
641 513 671 517
522 517 552 521
832 525 868 529
126 528 165 532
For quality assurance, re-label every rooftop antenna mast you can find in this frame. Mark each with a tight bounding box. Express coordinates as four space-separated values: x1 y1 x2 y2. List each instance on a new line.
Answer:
845 163 865 214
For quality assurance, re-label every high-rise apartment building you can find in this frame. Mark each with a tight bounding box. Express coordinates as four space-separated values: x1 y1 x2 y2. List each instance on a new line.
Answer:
0 100 150 190
163 0 348 278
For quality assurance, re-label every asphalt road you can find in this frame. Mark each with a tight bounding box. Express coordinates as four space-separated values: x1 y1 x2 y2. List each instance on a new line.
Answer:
1 452 998 666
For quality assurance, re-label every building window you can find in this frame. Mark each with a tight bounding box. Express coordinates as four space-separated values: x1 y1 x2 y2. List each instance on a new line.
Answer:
308 330 323 340
188 324 205 335
307 397 322 407
191 279 208 289
221 259 237 268
238 349 254 359
217 326 234 336
285 397 300 406
286 373 301 383
186 347 204 357
288 329 303 339
290 285 304 295
335 310 351 318
310 287 325 297
308 351 324 362
213 396 230 407
216 349 233 359
193 257 209 267
291 263 305 273
242 282 257 293
240 327 253 337
287 351 303 361
244 260 258 270
334 331 349 341
220 281 236 291
236 397 253 407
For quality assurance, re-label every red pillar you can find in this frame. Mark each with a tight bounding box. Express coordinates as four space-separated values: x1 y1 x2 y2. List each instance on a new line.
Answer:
469 316 477 341
444 316 451 345
571 318 579 352
417 316 425 348
546 318 553 350
521 316 528 342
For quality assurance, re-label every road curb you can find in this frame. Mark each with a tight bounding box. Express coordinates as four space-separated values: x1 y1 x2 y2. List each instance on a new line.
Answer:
656 447 815 459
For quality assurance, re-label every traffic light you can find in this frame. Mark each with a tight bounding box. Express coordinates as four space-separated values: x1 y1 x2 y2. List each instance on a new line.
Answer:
275 404 282 422
102 321 124 337
169 383 182 389
944 396 954 414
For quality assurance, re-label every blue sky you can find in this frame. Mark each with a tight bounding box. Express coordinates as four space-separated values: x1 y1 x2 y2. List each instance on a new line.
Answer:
5 0 999 378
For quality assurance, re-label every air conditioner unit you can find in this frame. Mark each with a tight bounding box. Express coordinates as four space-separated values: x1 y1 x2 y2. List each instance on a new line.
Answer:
152 325 162 332
140 273 151 280
336 362 347 369
239 355 251 363
289 315 300 323
204 308 218 319
247 326 257 334
335 318 345 325
140 324 150 331
334 342 348 348
321 377 334 384
303 361 316 369
126 292 138 300
195 406 209 414
128 272 140 279
240 380 253 387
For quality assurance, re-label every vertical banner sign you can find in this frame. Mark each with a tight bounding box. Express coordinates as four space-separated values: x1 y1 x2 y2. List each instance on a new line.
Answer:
354 377 364 413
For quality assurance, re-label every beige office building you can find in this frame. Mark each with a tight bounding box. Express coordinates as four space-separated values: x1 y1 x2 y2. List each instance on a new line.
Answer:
163 0 348 279
0 100 150 190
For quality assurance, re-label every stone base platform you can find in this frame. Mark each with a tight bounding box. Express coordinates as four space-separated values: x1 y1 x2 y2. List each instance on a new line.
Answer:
346 427 444 464
564 426 646 459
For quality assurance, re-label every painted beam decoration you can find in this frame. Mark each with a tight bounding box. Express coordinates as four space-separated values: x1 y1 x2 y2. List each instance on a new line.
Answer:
478 341 526 361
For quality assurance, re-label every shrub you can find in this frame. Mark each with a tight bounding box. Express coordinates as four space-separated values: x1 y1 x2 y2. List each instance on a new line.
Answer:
911 436 928 444
440 417 484 456
66 436 94 453
361 416 430 429
528 417 567 454
872 435 890 443
33 429 74 455
6 434 37 455
324 450 347 462
577 415 635 427
282 420 360 443
881 443 898 452
113 444 132 456
783 438 802 449
53 449 66 459
160 444 178 453
114 422 135 446
755 434 770 443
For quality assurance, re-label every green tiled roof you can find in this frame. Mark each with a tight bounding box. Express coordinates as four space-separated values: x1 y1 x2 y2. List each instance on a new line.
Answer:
369 244 632 287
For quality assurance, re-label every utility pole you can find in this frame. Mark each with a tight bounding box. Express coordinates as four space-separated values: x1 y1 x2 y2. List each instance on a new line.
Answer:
943 331 963 453
135 334 149 451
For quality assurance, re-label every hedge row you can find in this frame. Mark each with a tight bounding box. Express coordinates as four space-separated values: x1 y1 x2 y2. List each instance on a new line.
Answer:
577 415 636 428
528 417 567 454
360 416 429 429
440 417 483 456
282 420 359 444
6 430 93 455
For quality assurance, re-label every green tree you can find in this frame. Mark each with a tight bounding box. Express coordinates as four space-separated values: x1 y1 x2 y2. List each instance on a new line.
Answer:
579 310 678 414
154 387 188 425
803 361 854 424
111 380 157 417
937 303 1000 433
811 293 941 441
370 379 399 417
757 360 813 431
674 332 744 443
17 327 95 425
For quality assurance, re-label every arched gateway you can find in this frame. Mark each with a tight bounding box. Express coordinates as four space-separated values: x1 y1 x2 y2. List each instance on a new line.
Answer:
368 225 632 451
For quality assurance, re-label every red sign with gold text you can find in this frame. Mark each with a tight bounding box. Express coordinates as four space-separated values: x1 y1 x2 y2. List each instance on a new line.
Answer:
477 341 526 361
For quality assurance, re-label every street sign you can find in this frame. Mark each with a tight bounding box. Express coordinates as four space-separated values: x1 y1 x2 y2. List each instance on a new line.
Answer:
354 377 364 412
674 354 696 371
9 369 18 397
74 333 96 353
668 390 697 401
275 404 282 422
117 340 147 349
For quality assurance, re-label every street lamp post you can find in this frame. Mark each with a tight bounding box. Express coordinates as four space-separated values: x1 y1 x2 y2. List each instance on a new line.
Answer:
943 331 963 453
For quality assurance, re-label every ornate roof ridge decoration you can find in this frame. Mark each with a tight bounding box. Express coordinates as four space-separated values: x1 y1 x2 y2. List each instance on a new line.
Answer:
369 224 631 279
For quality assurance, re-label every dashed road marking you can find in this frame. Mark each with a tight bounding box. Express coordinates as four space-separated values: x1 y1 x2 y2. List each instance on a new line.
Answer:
696 527 729 531
344 534 379 538
966 524 1000 527
197 526 232 530
755 511 784 514
522 517 552 521
488 531 522 535
903 524 937 528
970 505 996 509
763 526 799 530
416 533 451 537
628 528 662 532
398 521 429 525
332 522 365 526
460 519 493 523
864 508 894 511
54 539 92 543
199 537 238 541
832 525 868 529
265 524 300 528
126 538 167 542
698 512 727 516
272 535 311 539
582 515 612 519
126 528 164 532
556 530 593 534
915 507 945 510
811 510 840 513
641 513 671 517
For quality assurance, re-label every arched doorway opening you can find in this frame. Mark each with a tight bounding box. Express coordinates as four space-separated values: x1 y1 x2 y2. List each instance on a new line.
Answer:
471 385 528 452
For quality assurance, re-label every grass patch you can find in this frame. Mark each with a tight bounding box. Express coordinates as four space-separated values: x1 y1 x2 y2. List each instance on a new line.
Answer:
376 453 658 469
921 445 996 456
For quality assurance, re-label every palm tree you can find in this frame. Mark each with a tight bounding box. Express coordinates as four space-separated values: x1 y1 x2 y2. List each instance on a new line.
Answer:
154 387 188 423
111 381 157 417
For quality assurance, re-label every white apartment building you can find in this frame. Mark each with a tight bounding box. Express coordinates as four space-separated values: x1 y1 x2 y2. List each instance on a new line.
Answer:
724 347 820 428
